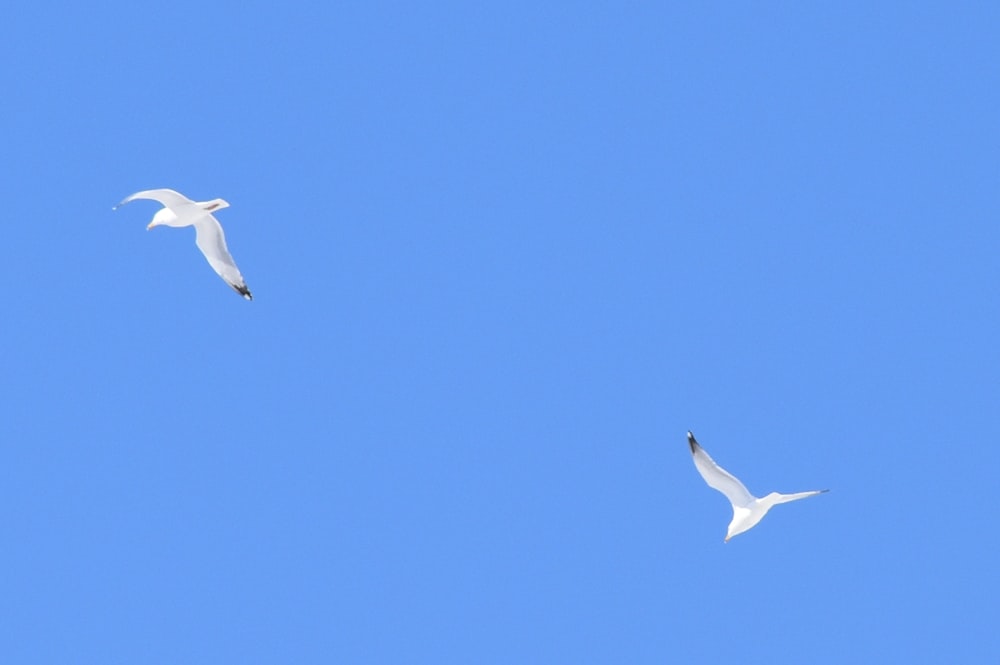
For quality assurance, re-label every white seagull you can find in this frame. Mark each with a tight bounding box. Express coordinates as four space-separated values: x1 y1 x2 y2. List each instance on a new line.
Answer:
687 431 827 542
114 188 252 300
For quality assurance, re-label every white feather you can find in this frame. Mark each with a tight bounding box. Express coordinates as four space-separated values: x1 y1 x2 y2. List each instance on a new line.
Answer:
687 431 827 541
115 188 252 300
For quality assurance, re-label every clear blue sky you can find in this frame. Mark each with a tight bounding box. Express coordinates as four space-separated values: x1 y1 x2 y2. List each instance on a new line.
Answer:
1 2 997 662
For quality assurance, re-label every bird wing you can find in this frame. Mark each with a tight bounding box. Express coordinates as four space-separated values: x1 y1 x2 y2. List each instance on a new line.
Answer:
770 489 829 505
687 432 755 508
193 216 252 300
114 188 195 211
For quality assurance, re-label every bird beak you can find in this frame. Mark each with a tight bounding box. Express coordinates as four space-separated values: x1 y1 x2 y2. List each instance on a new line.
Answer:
146 222 156 231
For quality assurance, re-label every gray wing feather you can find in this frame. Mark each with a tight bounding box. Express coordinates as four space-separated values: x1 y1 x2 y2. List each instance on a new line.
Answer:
114 188 195 210
193 216 252 300
688 432 756 507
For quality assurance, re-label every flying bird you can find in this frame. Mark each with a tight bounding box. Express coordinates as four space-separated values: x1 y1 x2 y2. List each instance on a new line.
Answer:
114 188 253 300
687 431 827 542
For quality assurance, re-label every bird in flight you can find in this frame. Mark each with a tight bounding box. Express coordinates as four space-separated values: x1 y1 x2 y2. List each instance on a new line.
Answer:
687 431 827 542
114 188 253 300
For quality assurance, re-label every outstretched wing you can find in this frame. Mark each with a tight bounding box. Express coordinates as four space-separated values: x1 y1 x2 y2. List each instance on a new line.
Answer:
113 188 195 211
770 489 829 505
193 216 253 300
688 432 755 508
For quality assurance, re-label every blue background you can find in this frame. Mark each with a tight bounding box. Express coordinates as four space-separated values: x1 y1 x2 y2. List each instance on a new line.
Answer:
1 2 997 662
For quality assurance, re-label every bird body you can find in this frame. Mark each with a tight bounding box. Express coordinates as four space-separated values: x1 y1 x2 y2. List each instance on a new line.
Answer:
687 431 827 541
114 188 252 300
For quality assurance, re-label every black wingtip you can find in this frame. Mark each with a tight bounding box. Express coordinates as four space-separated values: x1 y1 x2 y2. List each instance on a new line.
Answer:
231 283 253 300
687 431 698 453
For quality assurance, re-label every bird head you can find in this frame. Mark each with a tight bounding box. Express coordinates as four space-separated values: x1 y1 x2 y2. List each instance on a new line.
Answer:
146 208 172 230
